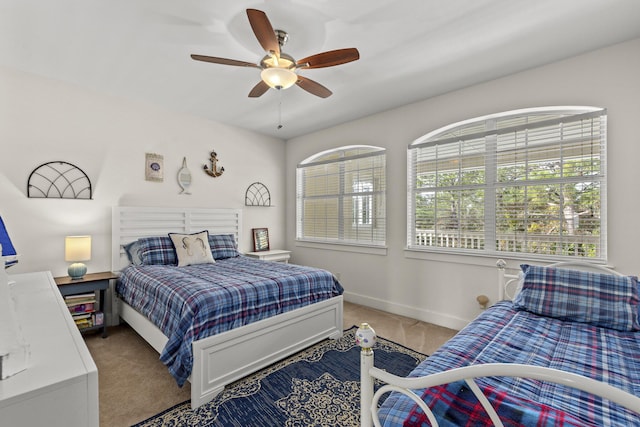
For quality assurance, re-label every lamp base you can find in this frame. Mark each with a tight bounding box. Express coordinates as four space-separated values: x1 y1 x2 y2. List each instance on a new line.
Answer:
68 263 87 280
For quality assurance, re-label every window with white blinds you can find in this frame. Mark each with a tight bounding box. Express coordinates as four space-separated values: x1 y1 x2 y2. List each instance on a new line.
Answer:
297 145 386 246
408 107 607 261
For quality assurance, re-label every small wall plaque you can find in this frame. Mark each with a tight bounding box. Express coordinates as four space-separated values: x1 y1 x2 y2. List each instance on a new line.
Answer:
145 153 164 182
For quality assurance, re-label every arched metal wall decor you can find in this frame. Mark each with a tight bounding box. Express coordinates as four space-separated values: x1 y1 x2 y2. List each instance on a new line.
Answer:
245 182 271 206
27 161 92 199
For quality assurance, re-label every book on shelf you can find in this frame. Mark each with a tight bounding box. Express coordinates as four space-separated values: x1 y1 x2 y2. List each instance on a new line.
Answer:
64 292 95 300
65 295 95 302
64 293 96 313
68 302 95 314
73 312 103 330
73 313 92 320
75 316 93 329
94 312 104 326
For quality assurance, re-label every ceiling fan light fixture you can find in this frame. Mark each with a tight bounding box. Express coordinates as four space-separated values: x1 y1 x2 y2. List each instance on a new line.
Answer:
190 9 359 98
261 67 298 90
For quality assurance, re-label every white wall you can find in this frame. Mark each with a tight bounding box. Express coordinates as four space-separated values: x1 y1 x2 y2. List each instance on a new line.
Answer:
3 38 639 332
0 66 285 278
285 38 640 330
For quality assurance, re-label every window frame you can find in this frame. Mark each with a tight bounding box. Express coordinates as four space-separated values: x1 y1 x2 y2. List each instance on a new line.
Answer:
352 181 374 226
296 145 386 248
407 106 607 262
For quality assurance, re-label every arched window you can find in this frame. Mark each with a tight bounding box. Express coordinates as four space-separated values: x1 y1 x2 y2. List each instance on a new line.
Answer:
297 145 386 246
408 106 606 261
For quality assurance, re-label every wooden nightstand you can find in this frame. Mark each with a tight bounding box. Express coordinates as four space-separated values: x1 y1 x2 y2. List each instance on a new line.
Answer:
245 249 291 263
54 271 118 338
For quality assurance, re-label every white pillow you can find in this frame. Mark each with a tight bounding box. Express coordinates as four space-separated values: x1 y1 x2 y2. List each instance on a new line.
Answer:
169 231 215 267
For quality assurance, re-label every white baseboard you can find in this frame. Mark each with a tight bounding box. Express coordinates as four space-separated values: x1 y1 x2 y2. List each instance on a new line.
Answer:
344 291 470 331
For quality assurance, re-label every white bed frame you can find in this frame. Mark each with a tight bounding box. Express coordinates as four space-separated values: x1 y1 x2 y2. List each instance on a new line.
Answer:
359 259 640 427
111 206 343 409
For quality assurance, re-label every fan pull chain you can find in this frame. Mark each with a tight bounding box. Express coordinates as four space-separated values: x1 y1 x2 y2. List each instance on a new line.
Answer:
277 88 283 130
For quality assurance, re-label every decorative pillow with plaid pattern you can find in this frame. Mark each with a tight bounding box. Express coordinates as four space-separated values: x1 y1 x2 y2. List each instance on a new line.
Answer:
137 236 177 266
208 233 240 260
514 264 640 331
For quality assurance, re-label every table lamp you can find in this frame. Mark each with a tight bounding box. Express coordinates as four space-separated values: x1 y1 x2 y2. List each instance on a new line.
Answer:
65 235 91 279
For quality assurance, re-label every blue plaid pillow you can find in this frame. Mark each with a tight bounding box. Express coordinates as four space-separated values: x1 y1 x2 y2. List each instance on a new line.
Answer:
514 264 640 331
208 234 239 260
137 236 178 266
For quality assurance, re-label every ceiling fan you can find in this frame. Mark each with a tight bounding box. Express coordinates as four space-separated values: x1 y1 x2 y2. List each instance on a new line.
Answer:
190 9 360 98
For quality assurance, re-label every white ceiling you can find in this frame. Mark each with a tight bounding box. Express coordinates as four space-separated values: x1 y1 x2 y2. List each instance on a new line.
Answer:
2 0 640 139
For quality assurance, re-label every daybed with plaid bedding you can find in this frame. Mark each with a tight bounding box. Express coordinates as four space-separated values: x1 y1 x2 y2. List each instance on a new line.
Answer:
117 256 344 386
362 262 640 426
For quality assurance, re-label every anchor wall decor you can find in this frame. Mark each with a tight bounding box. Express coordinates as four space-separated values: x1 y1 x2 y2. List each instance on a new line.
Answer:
203 150 225 178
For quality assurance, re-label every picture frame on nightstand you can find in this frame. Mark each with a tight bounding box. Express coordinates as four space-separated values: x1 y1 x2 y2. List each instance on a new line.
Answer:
252 228 270 252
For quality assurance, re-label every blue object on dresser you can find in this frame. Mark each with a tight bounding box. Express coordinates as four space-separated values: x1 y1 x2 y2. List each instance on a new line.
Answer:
0 215 18 268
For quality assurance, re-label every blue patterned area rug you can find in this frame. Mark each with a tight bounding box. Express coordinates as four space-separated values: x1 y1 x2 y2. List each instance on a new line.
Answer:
134 326 427 427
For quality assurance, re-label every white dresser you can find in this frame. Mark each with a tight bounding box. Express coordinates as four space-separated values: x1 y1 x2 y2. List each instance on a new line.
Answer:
0 271 98 427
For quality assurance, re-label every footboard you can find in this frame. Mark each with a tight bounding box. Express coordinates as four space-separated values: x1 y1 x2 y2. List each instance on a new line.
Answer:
121 295 343 409
357 323 640 427
192 295 343 408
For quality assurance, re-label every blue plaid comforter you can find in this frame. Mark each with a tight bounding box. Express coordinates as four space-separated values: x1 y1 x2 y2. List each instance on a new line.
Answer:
379 301 640 426
116 256 343 386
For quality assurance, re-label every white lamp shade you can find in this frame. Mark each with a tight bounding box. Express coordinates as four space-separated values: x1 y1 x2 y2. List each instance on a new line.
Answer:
65 236 91 262
261 67 298 89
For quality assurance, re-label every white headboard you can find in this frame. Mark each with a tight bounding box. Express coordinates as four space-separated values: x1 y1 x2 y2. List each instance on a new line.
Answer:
112 206 242 272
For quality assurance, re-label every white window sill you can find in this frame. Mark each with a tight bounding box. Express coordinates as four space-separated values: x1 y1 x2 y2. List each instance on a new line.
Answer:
295 240 387 256
404 247 609 268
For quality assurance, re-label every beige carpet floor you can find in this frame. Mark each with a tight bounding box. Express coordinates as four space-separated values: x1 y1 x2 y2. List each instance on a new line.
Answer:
84 301 458 427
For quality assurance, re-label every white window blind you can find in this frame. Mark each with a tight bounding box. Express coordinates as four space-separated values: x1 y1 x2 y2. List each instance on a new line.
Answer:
297 146 386 246
408 107 607 261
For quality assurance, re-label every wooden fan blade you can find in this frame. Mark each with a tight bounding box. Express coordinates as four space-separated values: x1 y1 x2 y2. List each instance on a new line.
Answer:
296 48 360 69
246 9 280 57
296 75 332 98
248 80 270 98
190 54 260 68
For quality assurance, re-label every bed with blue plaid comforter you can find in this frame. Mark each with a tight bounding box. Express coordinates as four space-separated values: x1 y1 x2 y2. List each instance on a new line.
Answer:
378 301 640 426
116 256 343 386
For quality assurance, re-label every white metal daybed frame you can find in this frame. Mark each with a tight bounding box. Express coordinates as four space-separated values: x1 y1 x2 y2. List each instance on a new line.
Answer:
111 206 343 409
359 260 640 427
